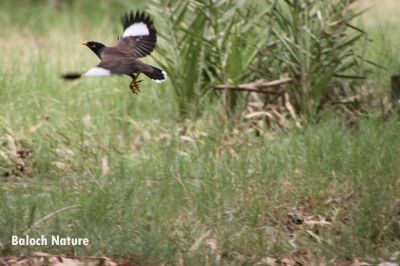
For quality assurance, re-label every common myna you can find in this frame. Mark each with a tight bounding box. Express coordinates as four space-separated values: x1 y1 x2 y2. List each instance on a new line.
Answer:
63 11 166 94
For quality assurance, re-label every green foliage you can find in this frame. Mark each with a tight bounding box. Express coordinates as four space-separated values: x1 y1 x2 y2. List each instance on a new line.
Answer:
268 0 368 116
148 1 208 117
150 0 369 119
149 0 271 117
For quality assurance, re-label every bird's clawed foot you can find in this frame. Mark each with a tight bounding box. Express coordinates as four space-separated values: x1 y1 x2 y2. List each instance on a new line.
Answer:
129 74 142 95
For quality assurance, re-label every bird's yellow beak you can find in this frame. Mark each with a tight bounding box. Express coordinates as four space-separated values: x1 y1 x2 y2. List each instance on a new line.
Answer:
81 42 88 46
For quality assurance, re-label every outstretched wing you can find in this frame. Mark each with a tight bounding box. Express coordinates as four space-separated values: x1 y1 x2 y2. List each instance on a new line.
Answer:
114 11 157 59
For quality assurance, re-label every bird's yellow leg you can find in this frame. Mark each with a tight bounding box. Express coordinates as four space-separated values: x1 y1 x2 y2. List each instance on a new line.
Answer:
129 73 143 95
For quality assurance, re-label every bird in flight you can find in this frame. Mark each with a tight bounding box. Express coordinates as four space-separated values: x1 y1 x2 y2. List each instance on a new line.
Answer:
63 11 166 94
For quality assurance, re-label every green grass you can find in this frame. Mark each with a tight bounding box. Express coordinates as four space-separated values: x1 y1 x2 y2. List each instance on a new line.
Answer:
360 0 400 90
0 1 400 265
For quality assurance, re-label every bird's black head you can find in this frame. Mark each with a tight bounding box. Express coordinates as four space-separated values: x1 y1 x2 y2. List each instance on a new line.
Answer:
82 41 105 59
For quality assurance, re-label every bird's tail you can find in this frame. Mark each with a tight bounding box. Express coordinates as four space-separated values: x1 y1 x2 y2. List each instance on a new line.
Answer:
62 72 82 79
142 66 167 83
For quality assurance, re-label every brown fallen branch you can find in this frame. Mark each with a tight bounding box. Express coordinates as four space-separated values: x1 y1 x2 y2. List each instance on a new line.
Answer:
213 78 293 94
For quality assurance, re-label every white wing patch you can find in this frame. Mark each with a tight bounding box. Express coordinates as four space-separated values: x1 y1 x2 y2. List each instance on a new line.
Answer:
83 67 111 77
152 70 167 83
122 22 150 38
